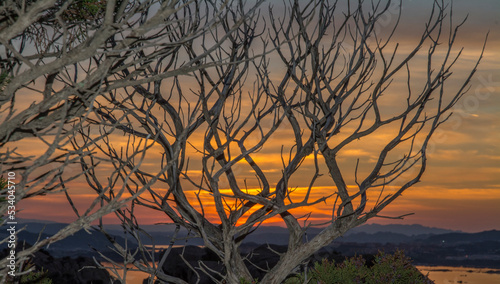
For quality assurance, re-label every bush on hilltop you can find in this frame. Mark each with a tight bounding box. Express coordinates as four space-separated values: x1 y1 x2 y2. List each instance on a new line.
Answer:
284 250 433 284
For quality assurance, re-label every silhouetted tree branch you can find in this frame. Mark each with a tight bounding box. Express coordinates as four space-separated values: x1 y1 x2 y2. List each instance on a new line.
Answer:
1 0 486 283
1 0 265 281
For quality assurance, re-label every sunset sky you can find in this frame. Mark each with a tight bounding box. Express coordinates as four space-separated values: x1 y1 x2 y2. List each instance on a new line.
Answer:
15 0 500 233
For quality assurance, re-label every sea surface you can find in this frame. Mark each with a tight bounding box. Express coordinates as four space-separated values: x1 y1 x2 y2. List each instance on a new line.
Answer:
103 263 500 283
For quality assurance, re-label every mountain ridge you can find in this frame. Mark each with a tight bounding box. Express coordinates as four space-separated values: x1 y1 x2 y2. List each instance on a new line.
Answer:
2 219 499 269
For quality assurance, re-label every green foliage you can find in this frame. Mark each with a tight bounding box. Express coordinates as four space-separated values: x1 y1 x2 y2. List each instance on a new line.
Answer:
19 268 53 284
0 70 13 97
0 71 10 91
365 250 432 284
0 176 6 190
285 250 433 284
5 262 53 284
63 0 107 22
302 256 368 284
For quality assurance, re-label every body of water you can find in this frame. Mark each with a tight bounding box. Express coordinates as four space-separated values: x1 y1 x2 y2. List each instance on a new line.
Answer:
417 266 500 284
102 263 500 283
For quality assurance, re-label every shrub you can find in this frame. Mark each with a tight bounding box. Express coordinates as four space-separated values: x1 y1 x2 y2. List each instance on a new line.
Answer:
5 262 53 284
19 268 53 284
366 250 432 284
285 250 433 284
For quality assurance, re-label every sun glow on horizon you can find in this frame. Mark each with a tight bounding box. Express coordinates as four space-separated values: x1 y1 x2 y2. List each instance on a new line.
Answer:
7 0 500 235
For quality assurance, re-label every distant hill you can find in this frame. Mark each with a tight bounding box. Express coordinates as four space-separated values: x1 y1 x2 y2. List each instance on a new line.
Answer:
10 220 68 235
337 231 420 244
423 230 500 245
240 224 458 245
1 219 492 248
14 218 180 234
9 219 460 246
344 223 459 236
2 219 500 268
0 221 137 258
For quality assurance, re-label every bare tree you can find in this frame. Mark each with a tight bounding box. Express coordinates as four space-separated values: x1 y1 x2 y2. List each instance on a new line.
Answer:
1 0 486 283
0 0 263 281
67 0 487 283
